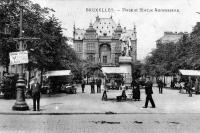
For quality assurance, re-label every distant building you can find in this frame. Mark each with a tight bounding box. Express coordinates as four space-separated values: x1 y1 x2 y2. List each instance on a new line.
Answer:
66 37 74 48
156 31 187 47
73 16 137 66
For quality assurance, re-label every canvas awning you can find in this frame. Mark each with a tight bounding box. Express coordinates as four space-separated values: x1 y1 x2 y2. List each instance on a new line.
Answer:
43 70 71 77
102 67 129 74
179 69 200 76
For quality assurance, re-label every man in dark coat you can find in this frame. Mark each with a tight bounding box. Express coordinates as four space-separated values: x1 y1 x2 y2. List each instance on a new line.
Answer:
143 77 156 108
157 78 164 94
96 78 102 93
90 79 95 94
186 77 193 97
81 79 86 93
31 78 41 111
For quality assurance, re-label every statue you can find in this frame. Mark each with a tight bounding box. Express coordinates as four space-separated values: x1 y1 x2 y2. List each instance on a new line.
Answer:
120 35 132 57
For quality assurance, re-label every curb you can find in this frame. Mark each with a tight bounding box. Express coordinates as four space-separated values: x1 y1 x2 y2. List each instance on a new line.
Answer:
0 112 199 115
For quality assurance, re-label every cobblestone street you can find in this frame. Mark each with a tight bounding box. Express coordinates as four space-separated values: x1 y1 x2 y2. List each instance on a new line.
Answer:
1 85 200 132
0 85 200 114
0 114 200 133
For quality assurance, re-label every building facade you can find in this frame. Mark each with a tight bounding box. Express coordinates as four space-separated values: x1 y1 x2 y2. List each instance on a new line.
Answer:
156 31 187 48
73 16 137 67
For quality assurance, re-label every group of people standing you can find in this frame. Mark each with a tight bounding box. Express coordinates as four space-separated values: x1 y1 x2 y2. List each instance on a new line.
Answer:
175 77 200 97
81 78 102 94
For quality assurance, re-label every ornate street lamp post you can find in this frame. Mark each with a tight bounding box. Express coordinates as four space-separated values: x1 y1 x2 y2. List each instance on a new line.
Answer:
12 3 29 111
12 1 39 111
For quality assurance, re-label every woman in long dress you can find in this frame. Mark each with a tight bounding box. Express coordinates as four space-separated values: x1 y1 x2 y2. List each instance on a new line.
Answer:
132 79 140 101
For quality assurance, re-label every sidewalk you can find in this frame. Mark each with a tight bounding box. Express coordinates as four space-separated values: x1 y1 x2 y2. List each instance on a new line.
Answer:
0 85 200 114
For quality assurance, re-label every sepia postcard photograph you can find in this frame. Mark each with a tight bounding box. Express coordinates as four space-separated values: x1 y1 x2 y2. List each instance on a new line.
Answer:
0 0 200 132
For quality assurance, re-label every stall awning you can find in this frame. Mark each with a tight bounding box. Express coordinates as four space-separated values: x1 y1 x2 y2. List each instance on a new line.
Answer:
102 67 129 74
179 69 200 76
43 70 71 77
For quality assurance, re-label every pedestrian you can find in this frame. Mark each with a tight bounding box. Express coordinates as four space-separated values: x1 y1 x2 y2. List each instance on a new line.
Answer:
186 78 193 97
171 80 175 89
157 78 163 94
102 82 108 101
81 79 86 93
117 84 127 101
90 79 95 94
132 79 140 101
96 78 102 93
194 78 199 94
31 78 41 111
143 77 156 108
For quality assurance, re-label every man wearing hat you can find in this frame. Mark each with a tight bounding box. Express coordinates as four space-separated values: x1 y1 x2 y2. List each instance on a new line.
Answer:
143 77 156 108
31 78 41 111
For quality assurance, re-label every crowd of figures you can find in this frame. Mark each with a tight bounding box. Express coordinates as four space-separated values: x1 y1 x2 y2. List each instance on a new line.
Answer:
171 77 200 97
102 77 156 108
81 78 102 94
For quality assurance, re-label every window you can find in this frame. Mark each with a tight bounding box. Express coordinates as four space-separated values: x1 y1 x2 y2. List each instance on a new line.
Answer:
115 54 119 64
87 43 94 51
103 56 107 64
76 43 82 52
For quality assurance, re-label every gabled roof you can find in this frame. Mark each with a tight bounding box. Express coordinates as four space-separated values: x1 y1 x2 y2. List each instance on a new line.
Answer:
93 17 117 36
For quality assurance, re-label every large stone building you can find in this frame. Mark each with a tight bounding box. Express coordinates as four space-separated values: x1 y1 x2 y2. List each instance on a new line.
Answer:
73 16 137 67
156 31 187 48
73 16 137 84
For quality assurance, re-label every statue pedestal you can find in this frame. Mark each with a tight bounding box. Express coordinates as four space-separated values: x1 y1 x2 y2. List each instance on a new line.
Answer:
119 56 132 64
119 56 132 85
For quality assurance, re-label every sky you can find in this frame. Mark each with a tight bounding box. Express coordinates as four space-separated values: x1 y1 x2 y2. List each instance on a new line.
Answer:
30 0 200 61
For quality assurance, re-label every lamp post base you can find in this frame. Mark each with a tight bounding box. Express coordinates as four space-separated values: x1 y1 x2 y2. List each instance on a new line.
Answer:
12 102 29 111
12 77 29 111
